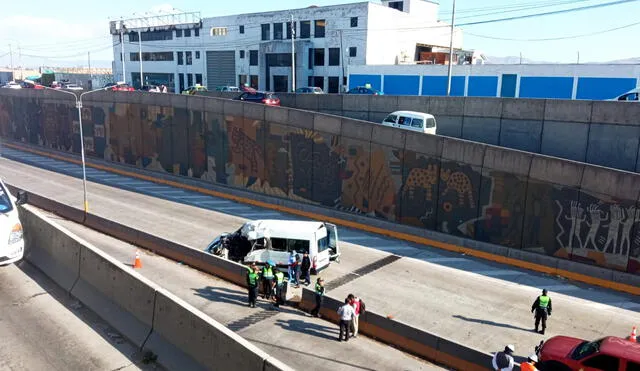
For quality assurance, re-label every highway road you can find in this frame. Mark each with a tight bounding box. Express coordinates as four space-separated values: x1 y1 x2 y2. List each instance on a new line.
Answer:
2 147 640 362
0 260 160 371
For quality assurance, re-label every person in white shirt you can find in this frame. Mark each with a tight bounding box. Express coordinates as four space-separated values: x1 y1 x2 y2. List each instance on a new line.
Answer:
337 298 355 342
492 344 515 371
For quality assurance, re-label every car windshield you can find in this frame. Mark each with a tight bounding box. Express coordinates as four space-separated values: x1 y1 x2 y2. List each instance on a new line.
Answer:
383 115 397 123
0 183 14 214
571 339 603 360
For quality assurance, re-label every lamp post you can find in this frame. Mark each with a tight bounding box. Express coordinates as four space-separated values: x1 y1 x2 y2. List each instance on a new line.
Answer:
446 0 457 96
43 86 108 215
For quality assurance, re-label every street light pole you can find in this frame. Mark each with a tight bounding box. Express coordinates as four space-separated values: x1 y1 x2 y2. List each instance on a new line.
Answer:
120 22 127 84
446 0 457 96
138 30 144 88
290 14 296 92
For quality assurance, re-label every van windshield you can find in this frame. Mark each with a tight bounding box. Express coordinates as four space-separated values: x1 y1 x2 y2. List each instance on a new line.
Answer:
383 115 397 124
0 183 13 214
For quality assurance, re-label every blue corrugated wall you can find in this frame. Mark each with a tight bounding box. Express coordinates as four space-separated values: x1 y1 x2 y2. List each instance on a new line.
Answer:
519 77 574 99
349 74 382 91
422 76 465 96
576 77 637 100
383 75 420 95
468 76 498 97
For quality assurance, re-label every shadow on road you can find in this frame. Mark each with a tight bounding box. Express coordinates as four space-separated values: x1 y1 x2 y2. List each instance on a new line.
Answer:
453 314 532 332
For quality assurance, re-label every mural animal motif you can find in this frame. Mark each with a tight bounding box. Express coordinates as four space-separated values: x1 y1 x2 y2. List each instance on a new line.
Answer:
230 126 262 174
440 169 474 207
603 204 623 254
402 165 438 201
584 204 608 251
619 206 637 256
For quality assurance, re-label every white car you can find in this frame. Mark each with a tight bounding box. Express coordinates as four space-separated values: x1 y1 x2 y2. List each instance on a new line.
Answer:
609 87 639 101
0 180 27 265
63 84 84 91
382 110 437 135
1 82 22 89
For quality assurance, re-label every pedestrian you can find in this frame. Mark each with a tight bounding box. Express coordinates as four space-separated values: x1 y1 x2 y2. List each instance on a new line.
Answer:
246 263 260 308
261 261 275 299
294 253 302 287
310 277 325 317
520 354 539 371
491 345 515 371
288 251 296 284
350 295 364 338
301 252 312 286
273 268 286 309
337 298 355 342
531 288 552 334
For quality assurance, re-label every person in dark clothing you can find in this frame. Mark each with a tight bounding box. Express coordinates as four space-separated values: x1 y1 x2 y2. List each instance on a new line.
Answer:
294 253 302 288
301 252 312 286
311 277 325 317
246 263 260 308
531 289 552 334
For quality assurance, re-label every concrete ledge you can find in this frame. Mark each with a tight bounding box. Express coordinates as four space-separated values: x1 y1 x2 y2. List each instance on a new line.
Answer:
580 165 640 200
591 101 640 126
528 155 584 186
441 137 486 166
265 106 289 125
369 95 398 113
502 99 545 120
318 94 343 111
288 109 315 130
544 99 592 123
343 95 370 112
397 96 429 112
404 132 443 156
482 147 533 176
342 110 369 121
295 94 319 111
429 97 464 116
371 124 406 147
202 96 225 114
313 114 342 135
223 99 244 117
341 117 374 141
463 97 502 118
243 101 266 121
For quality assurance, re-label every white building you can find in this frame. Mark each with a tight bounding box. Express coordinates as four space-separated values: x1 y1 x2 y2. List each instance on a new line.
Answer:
110 0 462 93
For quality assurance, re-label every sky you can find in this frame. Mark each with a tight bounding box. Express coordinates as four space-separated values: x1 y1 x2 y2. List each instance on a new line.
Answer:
0 0 639 68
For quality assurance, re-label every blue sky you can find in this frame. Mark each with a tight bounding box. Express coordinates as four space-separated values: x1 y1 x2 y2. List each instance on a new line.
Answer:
0 0 638 67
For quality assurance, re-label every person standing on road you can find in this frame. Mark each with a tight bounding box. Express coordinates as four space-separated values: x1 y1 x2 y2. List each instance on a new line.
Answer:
273 268 286 309
311 277 325 317
491 345 515 371
520 354 539 371
350 295 363 338
301 252 312 286
246 263 260 308
337 298 355 342
531 289 552 334
294 253 302 288
261 261 275 299
288 251 297 284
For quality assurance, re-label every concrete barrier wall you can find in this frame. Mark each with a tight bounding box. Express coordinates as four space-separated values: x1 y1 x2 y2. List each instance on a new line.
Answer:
199 91 640 173
16 187 498 370
1 89 639 278
17 203 291 371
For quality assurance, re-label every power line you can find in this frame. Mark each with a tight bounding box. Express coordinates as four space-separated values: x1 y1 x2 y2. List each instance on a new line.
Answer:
466 20 640 41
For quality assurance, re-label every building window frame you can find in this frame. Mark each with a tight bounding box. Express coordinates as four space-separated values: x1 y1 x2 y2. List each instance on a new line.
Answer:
313 48 325 66
261 24 270 41
186 51 193 65
328 48 340 66
314 19 326 38
349 47 357 57
273 23 283 40
177 51 184 65
351 17 358 27
300 20 311 39
249 50 258 66
239 50 245 59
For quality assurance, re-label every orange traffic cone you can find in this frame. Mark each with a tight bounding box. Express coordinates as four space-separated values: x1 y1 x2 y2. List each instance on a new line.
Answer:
629 326 637 342
133 251 142 269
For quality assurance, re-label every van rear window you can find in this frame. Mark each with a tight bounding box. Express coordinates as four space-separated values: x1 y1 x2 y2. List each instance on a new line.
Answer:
411 119 424 128
426 118 436 128
271 237 309 254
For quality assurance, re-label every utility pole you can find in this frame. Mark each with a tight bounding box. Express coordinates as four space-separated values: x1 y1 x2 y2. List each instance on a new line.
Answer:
8 44 13 81
18 44 23 80
88 51 92 89
520 52 523 64
339 30 345 92
138 30 143 88
291 14 296 92
120 21 127 84
577 51 580 64
446 0 456 96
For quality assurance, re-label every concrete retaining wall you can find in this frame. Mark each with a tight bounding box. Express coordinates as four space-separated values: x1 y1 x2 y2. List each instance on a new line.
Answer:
200 91 640 173
17 203 291 371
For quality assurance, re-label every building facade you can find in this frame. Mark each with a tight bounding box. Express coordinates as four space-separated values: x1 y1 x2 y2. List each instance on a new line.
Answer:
110 0 462 93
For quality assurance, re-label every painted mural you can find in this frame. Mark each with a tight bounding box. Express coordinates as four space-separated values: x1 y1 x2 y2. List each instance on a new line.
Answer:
0 93 638 275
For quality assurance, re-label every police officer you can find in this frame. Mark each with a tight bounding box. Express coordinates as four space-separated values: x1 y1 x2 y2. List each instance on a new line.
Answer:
531 289 552 334
246 263 260 308
261 261 275 299
273 268 286 309
310 277 325 317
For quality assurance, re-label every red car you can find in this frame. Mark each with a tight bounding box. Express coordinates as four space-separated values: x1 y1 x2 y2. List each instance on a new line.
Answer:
21 81 45 89
536 336 640 371
105 82 135 92
233 91 280 106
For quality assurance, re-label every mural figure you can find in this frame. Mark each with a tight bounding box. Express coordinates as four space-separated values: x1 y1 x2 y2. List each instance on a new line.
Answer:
584 204 607 251
603 204 623 254
402 165 438 200
441 169 474 207
563 201 586 251
619 206 638 256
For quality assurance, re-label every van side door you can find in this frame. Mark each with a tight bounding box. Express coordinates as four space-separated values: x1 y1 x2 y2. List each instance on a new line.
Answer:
324 223 340 262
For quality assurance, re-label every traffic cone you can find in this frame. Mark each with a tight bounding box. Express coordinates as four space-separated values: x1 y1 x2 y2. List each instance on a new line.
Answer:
133 251 142 269
629 326 637 342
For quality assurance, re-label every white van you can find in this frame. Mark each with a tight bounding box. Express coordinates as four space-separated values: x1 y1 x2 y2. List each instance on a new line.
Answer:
610 87 639 101
382 111 437 134
0 180 27 265
204 219 340 272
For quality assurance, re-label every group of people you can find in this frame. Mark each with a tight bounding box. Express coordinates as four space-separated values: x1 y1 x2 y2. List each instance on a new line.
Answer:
288 251 312 287
337 294 366 342
148 85 169 93
245 261 287 309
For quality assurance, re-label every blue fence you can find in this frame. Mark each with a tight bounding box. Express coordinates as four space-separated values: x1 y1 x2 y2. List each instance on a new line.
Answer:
348 73 638 100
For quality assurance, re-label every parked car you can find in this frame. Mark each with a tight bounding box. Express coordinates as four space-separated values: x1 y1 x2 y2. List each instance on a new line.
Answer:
609 87 639 101
381 111 437 135
215 86 240 92
1 82 21 89
20 80 45 89
62 83 83 91
295 87 324 94
182 84 208 95
233 91 281 106
346 86 383 95
109 83 135 92
535 336 640 371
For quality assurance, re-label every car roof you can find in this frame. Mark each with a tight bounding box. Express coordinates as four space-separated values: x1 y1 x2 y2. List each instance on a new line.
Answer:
388 111 435 119
599 336 640 360
240 219 326 240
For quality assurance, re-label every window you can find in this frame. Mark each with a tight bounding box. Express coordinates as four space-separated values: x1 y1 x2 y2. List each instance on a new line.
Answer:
411 119 424 129
273 23 283 40
312 76 324 90
177 52 184 65
318 236 329 253
239 74 247 87
210 27 228 36
398 116 411 126
300 20 310 38
179 73 185 92
194 28 199 37
328 48 340 66
308 48 313 68
351 17 358 27
195 51 200 59
129 30 173 42
176 29 182 37
187 73 193 87
627 361 640 371
582 355 619 371
276 238 310 254
261 24 270 40
349 47 357 57
239 50 245 59
129 52 174 62
571 340 603 360
184 29 191 37
186 51 193 65
328 76 339 93
307 76 314 87
313 48 325 66
249 50 258 66
239 25 244 34
343 76 347 86
426 117 436 128
314 19 326 38
195 74 203 85
384 114 397 124
286 21 296 39
389 1 404 11
250 75 258 89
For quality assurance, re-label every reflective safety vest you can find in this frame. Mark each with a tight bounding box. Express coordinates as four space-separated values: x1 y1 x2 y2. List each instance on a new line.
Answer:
262 266 274 279
315 283 325 296
275 271 285 285
520 362 538 371
538 295 550 308
248 271 259 286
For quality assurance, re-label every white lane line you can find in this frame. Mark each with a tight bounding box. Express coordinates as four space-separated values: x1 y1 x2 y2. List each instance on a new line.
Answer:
474 270 522 277
423 257 468 263
543 284 582 292
341 236 382 241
